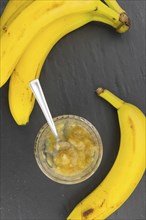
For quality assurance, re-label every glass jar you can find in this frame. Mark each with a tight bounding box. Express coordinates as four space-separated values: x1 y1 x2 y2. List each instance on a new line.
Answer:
34 115 103 184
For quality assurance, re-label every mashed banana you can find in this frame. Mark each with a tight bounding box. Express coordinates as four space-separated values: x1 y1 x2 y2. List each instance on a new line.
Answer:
45 120 99 176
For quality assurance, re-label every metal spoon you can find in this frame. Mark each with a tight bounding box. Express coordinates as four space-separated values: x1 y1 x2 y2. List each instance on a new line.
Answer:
29 79 71 153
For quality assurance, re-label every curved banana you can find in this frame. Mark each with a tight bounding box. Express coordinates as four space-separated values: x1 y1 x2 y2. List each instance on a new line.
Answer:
8 10 117 125
8 2 129 125
8 13 92 125
0 0 34 28
0 0 129 87
67 88 145 220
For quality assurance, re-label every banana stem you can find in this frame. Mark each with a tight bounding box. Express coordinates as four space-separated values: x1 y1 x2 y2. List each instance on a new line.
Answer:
96 87 125 109
119 12 130 27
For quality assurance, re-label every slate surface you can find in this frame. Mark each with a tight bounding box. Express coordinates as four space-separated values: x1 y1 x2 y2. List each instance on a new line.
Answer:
0 0 145 220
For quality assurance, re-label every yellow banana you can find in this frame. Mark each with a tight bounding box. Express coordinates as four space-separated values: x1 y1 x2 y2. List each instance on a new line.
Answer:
67 88 145 220
0 0 129 87
8 13 92 125
1 0 34 28
8 2 129 125
8 12 115 125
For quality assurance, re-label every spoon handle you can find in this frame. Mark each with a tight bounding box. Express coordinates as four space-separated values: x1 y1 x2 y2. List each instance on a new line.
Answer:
29 79 59 140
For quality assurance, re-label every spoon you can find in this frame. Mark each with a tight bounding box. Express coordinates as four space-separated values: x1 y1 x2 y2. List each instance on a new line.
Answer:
29 79 71 153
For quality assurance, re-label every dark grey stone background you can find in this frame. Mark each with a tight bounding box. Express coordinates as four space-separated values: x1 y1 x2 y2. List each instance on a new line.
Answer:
0 0 145 220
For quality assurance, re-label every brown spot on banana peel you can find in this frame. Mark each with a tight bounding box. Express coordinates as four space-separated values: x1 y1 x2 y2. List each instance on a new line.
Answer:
14 70 25 84
2 26 7 33
99 199 106 208
128 117 135 152
30 93 34 102
94 7 98 11
82 208 94 217
129 117 134 129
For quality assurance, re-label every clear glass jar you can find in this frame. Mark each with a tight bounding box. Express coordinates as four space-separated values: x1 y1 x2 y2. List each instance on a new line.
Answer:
34 115 103 184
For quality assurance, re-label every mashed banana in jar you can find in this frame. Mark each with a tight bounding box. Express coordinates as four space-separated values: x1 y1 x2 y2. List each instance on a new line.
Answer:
44 118 99 176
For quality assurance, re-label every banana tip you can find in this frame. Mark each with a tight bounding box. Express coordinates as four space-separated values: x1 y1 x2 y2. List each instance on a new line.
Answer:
119 13 130 27
96 87 104 95
116 13 131 33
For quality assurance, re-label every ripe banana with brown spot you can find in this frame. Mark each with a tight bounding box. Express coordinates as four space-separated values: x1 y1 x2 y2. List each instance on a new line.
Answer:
0 0 130 87
8 14 113 125
67 88 145 220
8 1 129 125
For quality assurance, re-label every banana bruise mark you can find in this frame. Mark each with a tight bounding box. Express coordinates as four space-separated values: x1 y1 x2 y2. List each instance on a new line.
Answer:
128 116 135 152
128 117 134 129
2 26 7 33
82 208 94 217
99 199 106 208
30 93 34 103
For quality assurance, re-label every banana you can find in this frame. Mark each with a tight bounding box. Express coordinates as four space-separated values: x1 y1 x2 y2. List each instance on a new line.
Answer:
1 0 34 28
8 13 92 125
8 2 129 125
67 88 145 220
0 0 129 87
8 12 115 125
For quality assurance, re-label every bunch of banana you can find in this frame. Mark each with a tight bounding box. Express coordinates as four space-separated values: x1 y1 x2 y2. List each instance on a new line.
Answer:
67 88 145 220
0 0 130 124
